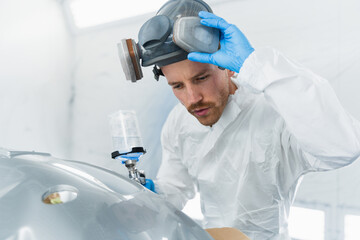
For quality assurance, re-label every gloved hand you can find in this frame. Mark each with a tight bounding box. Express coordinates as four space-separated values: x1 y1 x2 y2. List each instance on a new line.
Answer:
188 11 254 73
143 179 156 193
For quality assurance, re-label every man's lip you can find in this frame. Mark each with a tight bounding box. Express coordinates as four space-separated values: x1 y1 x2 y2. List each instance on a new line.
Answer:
193 107 210 116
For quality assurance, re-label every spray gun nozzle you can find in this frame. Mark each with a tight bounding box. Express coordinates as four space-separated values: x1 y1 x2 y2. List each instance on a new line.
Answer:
112 153 147 185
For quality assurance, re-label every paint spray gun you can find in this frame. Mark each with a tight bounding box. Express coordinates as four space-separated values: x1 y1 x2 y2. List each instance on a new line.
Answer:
109 110 147 185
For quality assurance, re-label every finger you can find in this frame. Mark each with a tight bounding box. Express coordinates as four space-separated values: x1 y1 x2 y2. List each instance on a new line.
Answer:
198 11 230 30
188 52 213 64
200 18 230 31
198 11 219 19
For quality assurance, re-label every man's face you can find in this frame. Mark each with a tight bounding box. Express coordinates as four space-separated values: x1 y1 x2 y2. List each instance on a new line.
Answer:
161 60 237 126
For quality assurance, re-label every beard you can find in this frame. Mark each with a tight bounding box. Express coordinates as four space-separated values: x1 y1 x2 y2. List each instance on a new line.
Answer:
187 101 216 113
186 101 222 126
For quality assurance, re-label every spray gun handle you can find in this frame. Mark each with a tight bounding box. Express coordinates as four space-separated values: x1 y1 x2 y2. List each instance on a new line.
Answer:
138 170 156 193
138 170 146 185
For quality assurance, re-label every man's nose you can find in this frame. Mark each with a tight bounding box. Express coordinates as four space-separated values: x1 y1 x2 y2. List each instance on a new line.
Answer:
186 85 203 105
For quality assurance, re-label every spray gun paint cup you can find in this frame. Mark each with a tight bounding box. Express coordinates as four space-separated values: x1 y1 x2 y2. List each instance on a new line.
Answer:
109 110 144 160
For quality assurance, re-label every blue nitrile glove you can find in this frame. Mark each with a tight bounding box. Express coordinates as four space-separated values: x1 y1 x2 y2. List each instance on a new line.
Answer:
188 11 254 73
143 179 156 193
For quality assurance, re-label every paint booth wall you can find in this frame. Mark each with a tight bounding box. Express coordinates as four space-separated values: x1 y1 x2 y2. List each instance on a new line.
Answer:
70 16 178 176
0 0 73 158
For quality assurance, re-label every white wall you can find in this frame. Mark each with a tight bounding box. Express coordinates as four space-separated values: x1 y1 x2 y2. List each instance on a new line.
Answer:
0 0 74 158
71 16 178 177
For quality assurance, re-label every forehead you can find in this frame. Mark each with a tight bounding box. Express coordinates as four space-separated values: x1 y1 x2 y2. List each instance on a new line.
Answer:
161 59 215 82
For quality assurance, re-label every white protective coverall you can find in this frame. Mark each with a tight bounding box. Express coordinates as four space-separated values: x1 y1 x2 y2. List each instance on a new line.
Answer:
154 48 360 239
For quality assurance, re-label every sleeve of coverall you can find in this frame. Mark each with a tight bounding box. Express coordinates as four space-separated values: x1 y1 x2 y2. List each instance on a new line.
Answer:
238 47 360 170
153 112 196 210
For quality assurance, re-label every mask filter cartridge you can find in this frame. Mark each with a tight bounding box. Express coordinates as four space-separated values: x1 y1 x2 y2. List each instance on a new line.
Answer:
118 39 143 82
173 16 219 53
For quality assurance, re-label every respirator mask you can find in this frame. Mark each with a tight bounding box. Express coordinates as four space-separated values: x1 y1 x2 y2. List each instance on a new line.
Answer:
118 0 220 82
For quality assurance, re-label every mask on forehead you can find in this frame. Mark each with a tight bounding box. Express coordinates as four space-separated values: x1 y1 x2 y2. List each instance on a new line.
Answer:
118 0 220 82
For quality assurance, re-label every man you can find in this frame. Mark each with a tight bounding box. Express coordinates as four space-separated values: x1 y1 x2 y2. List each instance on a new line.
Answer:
150 10 360 239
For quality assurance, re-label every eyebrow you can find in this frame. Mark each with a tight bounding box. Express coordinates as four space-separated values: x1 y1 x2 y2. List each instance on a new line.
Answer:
190 69 208 80
167 69 209 86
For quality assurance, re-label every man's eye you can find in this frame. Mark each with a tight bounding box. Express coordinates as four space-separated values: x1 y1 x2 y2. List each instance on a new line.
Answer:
172 84 182 89
197 75 209 81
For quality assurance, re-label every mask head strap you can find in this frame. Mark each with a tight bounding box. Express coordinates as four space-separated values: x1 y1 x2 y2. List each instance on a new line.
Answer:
152 66 164 81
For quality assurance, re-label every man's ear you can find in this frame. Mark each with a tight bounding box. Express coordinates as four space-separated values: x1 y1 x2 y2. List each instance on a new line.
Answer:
226 69 235 78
